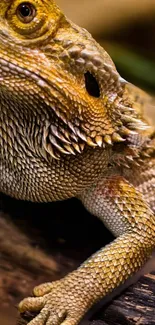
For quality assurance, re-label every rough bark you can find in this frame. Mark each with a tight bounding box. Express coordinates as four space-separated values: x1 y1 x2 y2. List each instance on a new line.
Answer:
0 194 155 325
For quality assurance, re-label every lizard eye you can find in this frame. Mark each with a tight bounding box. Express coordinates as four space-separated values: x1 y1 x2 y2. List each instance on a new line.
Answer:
7 0 63 40
16 2 36 23
84 72 100 98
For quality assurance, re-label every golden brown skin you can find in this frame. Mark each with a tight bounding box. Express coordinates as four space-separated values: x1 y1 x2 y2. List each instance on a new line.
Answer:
0 1 155 324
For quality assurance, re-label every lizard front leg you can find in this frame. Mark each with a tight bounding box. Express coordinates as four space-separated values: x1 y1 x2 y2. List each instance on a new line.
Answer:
18 175 155 325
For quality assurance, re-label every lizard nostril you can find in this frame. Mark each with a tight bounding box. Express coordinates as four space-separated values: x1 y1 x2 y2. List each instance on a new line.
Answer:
84 72 100 98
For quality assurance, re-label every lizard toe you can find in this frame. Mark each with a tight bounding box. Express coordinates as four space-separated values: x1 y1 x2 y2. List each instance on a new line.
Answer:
46 315 76 325
20 294 80 325
18 275 90 325
19 296 45 313
45 310 67 325
33 282 54 297
19 271 92 325
26 307 49 325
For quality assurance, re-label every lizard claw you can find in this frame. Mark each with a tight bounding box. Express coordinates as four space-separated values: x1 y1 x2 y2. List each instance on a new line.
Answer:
18 276 89 325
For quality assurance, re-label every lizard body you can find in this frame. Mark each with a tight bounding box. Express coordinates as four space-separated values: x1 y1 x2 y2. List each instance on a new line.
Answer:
0 1 155 324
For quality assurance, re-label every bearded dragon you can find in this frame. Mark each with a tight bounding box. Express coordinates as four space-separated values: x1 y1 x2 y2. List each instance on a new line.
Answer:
0 1 155 325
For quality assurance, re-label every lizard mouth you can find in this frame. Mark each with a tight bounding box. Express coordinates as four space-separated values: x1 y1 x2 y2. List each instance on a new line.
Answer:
0 56 149 160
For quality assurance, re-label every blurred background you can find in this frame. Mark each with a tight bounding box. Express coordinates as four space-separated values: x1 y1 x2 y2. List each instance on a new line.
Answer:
57 0 155 94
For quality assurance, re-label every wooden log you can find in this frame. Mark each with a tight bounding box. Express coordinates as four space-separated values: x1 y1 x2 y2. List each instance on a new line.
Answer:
94 273 155 325
0 194 155 325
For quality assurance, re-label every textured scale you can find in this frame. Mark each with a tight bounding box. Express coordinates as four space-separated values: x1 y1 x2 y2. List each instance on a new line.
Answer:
0 1 155 325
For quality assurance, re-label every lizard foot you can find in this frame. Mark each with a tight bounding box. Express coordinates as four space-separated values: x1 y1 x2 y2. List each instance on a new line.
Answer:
18 275 90 325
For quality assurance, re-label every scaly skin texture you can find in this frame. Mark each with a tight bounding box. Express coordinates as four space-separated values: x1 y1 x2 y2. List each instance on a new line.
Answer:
0 1 155 325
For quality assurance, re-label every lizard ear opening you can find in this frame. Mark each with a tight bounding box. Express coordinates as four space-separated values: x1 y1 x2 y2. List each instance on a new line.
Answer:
84 72 100 98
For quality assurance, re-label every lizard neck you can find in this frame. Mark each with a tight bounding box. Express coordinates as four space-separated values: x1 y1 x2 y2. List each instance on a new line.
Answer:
0 91 112 201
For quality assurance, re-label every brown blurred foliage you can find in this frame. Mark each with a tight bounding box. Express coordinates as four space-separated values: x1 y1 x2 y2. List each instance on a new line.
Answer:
57 0 155 35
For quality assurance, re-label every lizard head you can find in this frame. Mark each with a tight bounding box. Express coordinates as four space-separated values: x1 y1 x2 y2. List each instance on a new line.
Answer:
0 0 147 159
